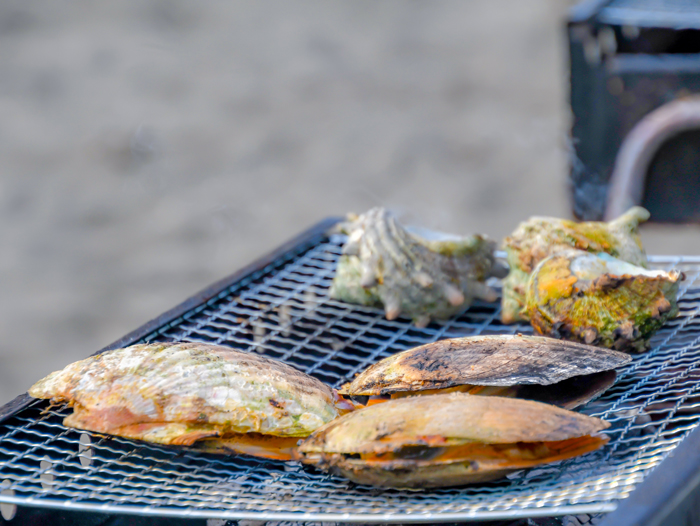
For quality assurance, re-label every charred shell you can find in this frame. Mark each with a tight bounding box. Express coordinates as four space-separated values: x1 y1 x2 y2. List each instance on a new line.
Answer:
502 206 650 324
526 250 683 352
28 342 353 454
297 393 609 488
339 334 630 409
329 207 507 327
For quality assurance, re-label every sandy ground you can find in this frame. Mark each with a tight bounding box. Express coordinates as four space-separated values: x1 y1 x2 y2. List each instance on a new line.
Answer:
1 1 699 402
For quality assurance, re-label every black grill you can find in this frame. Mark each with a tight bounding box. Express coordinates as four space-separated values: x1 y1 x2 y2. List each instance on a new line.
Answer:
2 219 700 524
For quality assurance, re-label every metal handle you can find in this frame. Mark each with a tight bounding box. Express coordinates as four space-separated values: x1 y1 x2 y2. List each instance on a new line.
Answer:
605 96 700 221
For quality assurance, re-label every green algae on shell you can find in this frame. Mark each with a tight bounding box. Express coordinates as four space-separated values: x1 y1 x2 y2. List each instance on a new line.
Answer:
28 342 355 458
502 206 650 324
329 207 507 327
526 250 683 352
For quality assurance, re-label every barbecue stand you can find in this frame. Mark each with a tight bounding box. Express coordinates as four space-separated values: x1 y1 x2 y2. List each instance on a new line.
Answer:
2 218 700 525
568 0 700 222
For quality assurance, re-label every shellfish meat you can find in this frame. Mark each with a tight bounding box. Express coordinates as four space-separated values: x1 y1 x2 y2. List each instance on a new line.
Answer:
330 207 507 327
296 393 609 488
526 250 683 352
339 334 630 409
502 206 650 324
28 342 355 460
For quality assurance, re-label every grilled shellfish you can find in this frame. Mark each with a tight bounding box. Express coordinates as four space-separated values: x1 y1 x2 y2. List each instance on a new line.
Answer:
502 206 650 324
297 393 609 488
28 342 355 460
526 250 683 352
339 334 630 409
330 207 507 327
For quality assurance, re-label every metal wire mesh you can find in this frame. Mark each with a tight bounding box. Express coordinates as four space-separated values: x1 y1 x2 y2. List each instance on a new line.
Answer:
2 232 700 522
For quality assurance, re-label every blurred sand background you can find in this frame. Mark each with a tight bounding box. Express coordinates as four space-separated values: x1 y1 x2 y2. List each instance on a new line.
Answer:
1 1 699 402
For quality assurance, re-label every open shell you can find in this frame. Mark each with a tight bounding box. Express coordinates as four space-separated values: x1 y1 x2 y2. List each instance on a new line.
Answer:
339 334 630 409
29 342 354 458
329 208 507 327
502 206 650 324
526 250 683 352
297 393 609 488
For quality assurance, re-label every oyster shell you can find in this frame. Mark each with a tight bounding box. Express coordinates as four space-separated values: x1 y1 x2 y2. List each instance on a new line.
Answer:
28 342 355 459
339 334 630 409
502 206 650 324
297 393 609 488
526 251 683 352
329 208 507 327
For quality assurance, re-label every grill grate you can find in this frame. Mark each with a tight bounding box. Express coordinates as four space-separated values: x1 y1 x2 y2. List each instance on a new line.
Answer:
2 232 700 522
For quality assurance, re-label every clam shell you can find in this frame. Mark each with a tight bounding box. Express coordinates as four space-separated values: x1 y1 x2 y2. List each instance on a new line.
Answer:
340 334 629 408
297 393 609 488
526 250 683 352
29 342 342 445
502 206 650 324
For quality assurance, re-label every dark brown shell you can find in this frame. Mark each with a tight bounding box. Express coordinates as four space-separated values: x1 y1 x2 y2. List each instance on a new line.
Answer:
340 334 630 395
512 369 617 409
297 393 609 488
317 458 518 488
